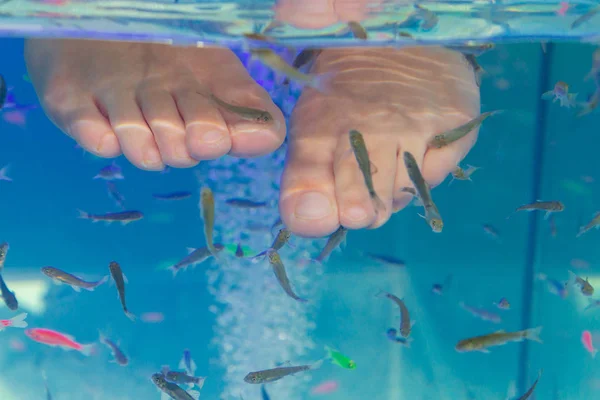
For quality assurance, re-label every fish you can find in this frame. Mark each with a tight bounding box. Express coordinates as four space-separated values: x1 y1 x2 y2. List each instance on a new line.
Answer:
261 384 270 400
77 210 143 225
536 273 568 298
403 151 443 233
152 191 192 201
0 165 12 182
581 330 597 358
179 349 197 376
571 6 600 29
315 226 347 262
512 201 565 220
244 360 322 384
253 228 292 259
464 54 484 87
455 326 542 353
377 291 412 338
577 211 600 237
99 332 128 366
0 274 18 310
516 369 542 400
208 93 273 123
0 312 27 331
169 245 224 276
494 298 511 310
568 270 594 296
225 198 268 209
385 328 412 346
161 366 206 388
459 301 502 323
108 261 135 321
347 21 368 39
250 48 332 92
267 249 307 303
541 81 577 108
25 328 95 355
447 42 494 56
94 162 124 180
235 243 244 258
449 164 481 185
432 275 453 295
325 346 356 369
482 224 500 241
41 266 108 292
0 242 9 271
364 253 405 267
428 111 501 149
200 187 219 257
577 87 600 117
585 48 600 83
283 48 322 85
349 130 386 214
151 373 200 400
0 74 6 110
106 181 126 209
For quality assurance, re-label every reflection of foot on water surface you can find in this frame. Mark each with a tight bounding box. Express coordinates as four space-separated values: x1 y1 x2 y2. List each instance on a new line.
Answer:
24 40 480 238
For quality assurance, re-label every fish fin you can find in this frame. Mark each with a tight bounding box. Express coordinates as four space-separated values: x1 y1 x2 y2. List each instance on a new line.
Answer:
8 312 27 328
122 274 129 284
0 165 12 182
309 71 335 94
186 247 197 254
187 390 201 400
190 359 197 375
311 358 325 370
371 193 387 215
493 330 506 334
478 348 491 353
524 326 543 343
593 349 598 359
125 311 136 322
418 213 426 220
410 320 417 327
541 90 555 100
448 176 456 186
160 392 170 400
91 275 109 290
370 161 378 175
169 266 180 278
178 356 186 371
69 284 81 292
80 343 96 357
77 209 89 219
543 211 552 220
120 220 132 226
567 270 577 286
160 365 170 375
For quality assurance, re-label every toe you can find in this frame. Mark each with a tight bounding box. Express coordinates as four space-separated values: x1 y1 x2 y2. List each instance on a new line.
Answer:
99 91 164 171
137 89 198 168
334 130 397 229
174 89 232 161
65 102 122 158
279 119 339 238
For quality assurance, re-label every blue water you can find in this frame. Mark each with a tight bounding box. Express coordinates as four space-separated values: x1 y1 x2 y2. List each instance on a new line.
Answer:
0 10 600 400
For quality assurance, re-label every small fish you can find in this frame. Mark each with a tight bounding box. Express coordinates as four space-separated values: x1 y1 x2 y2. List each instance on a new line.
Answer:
494 298 511 310
482 224 500 241
0 312 27 331
161 366 206 388
253 228 292 259
541 81 577 108
0 165 12 182
0 242 9 271
152 191 192 201
106 181 125 209
0 74 6 110
311 380 339 395
77 210 143 225
151 373 200 400
377 291 412 338
108 261 135 321
209 93 273 123
225 198 268 209
168 245 224 276
385 328 412 346
511 201 565 220
536 273 568 298
571 6 600 29
568 270 594 296
447 42 495 56
403 151 443 233
581 330 597 358
315 226 347 262
428 111 501 149
94 162 124 180
449 164 481 185
347 21 368 39
577 211 600 237
283 48 321 85
244 360 322 384
516 369 542 400
0 274 18 310
325 346 356 369
349 130 386 214
250 48 332 92
364 253 405 268
200 187 219 257
464 54 484 87
455 326 542 353
179 349 197 376
25 328 95 355
432 274 453 295
235 243 244 258
99 332 128 366
41 266 108 292
460 301 502 323
267 249 307 303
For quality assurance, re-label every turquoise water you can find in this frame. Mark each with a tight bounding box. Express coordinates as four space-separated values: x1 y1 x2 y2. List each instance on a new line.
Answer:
0 3 600 400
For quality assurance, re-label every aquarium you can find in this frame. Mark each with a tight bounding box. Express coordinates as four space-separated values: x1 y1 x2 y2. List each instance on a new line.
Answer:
0 1 599 399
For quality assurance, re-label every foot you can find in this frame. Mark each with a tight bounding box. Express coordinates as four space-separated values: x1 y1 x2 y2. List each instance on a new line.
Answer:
279 47 480 237
24 39 285 170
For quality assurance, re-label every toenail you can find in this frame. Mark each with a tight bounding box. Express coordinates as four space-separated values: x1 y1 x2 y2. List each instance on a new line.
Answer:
294 192 332 220
344 206 368 222
199 130 226 144
97 133 115 153
143 148 162 168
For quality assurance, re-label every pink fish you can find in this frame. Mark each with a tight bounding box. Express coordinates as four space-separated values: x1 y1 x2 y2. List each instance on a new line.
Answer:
25 328 95 355
556 2 570 16
141 312 164 323
311 380 339 395
582 330 597 358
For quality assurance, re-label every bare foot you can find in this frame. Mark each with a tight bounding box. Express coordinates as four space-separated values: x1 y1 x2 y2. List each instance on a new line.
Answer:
279 47 480 237
24 39 285 170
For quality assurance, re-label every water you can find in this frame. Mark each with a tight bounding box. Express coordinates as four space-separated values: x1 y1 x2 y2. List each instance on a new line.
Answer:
0 2 599 400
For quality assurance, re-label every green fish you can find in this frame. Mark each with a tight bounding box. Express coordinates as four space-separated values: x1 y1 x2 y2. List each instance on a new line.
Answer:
325 346 356 370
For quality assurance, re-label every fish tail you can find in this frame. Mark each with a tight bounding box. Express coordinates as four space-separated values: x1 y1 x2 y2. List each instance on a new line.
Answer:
524 326 543 343
373 289 388 299
125 311 137 322
541 90 555 100
76 209 89 219
309 71 335 93
8 312 27 328
80 343 96 357
194 376 207 389
371 192 387 215
567 270 577 286
0 165 11 182
593 348 598 359
168 265 180 278
311 358 325 370
89 275 109 291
